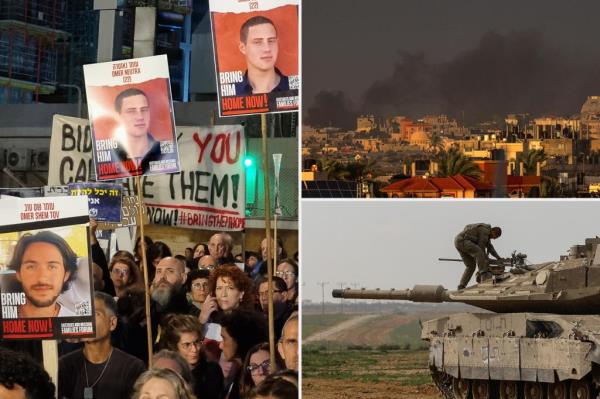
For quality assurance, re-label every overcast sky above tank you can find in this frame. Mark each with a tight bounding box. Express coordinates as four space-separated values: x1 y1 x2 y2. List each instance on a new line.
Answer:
303 0 600 119
302 200 600 303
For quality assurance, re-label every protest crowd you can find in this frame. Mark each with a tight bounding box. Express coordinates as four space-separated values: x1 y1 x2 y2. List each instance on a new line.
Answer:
0 226 299 399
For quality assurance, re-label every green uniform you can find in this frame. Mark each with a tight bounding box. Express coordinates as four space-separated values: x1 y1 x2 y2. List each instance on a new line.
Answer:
454 223 501 289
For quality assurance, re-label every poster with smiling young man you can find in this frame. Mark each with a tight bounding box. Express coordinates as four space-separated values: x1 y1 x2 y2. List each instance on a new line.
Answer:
0 196 95 340
210 0 299 117
83 54 181 180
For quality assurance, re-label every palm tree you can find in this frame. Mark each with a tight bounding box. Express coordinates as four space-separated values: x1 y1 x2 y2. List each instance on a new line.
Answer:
437 149 482 179
317 158 350 180
428 131 445 156
520 149 548 175
344 159 378 181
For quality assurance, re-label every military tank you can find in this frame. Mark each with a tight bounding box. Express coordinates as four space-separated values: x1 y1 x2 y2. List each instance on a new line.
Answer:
332 237 600 399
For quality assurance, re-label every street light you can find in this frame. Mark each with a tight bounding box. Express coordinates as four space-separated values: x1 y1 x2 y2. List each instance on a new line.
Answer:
42 82 82 118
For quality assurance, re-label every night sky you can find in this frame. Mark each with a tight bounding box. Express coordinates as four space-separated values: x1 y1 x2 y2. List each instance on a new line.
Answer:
303 0 600 125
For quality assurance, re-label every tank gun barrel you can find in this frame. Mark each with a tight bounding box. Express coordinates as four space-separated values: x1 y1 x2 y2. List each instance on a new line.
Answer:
332 284 451 303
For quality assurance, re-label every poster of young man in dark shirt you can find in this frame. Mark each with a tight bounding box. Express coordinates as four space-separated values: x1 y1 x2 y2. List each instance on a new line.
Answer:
83 54 180 180
210 0 299 116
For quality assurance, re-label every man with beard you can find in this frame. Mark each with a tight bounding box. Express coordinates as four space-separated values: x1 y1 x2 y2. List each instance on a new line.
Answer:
59 292 145 399
8 231 79 318
151 257 194 342
258 277 293 341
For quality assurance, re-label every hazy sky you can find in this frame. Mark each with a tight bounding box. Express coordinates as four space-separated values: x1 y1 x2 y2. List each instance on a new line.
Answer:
303 0 600 121
302 200 600 302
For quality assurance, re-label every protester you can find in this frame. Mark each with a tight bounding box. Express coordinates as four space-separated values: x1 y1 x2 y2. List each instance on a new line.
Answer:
239 342 280 398
208 233 236 265
109 255 144 299
219 309 268 399
159 314 224 399
277 314 298 371
90 219 115 296
198 254 218 271
151 257 193 338
275 259 298 306
244 251 261 276
193 243 209 260
258 277 293 341
59 292 146 399
186 269 211 317
152 350 194 387
132 368 197 399
199 265 255 326
0 347 56 399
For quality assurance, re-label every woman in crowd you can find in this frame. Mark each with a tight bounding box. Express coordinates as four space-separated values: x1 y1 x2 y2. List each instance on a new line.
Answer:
239 343 281 398
276 259 298 306
159 314 224 399
199 265 255 325
109 255 144 299
193 243 209 262
219 310 268 399
132 368 197 399
186 269 211 317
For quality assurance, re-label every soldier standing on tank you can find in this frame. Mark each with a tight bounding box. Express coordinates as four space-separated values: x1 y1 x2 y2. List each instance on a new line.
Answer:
454 223 503 289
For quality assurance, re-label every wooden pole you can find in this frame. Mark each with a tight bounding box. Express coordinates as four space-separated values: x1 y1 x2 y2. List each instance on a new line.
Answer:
136 175 153 367
261 113 275 367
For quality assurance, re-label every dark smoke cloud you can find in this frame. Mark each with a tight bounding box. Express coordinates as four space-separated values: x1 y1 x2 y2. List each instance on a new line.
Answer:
304 90 358 130
358 30 600 124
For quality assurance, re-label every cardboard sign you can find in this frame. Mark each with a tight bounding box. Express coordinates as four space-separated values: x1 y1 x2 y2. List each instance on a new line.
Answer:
84 55 181 180
48 116 246 231
0 196 95 340
210 0 299 116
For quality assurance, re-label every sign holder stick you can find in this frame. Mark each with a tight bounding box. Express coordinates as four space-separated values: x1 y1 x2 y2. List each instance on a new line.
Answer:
261 113 275 367
136 175 153 367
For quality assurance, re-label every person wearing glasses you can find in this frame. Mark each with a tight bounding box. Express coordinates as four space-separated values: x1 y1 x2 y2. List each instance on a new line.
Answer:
275 259 298 307
198 254 218 272
257 277 293 341
219 310 268 399
239 342 284 398
158 314 224 399
108 255 143 300
186 269 211 317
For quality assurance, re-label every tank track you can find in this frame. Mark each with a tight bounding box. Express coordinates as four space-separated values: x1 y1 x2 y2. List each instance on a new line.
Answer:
430 368 455 399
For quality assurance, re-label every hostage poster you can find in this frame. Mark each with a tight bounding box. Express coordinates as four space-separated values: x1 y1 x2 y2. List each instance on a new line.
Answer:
48 116 246 231
209 0 299 117
83 54 181 180
0 196 95 340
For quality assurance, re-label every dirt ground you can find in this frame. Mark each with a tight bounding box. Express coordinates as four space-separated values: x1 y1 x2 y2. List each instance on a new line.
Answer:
302 378 442 399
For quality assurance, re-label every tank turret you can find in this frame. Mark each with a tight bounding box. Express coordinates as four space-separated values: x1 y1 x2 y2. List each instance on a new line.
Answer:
332 238 600 399
333 237 600 315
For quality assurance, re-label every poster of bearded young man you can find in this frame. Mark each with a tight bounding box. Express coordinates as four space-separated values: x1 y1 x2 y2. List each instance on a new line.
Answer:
0 196 95 340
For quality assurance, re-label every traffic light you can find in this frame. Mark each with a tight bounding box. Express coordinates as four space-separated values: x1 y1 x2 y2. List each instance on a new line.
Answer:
245 154 257 212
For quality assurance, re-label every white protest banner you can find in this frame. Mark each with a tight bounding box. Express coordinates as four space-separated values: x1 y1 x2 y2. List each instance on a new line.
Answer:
48 116 246 231
0 196 95 340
